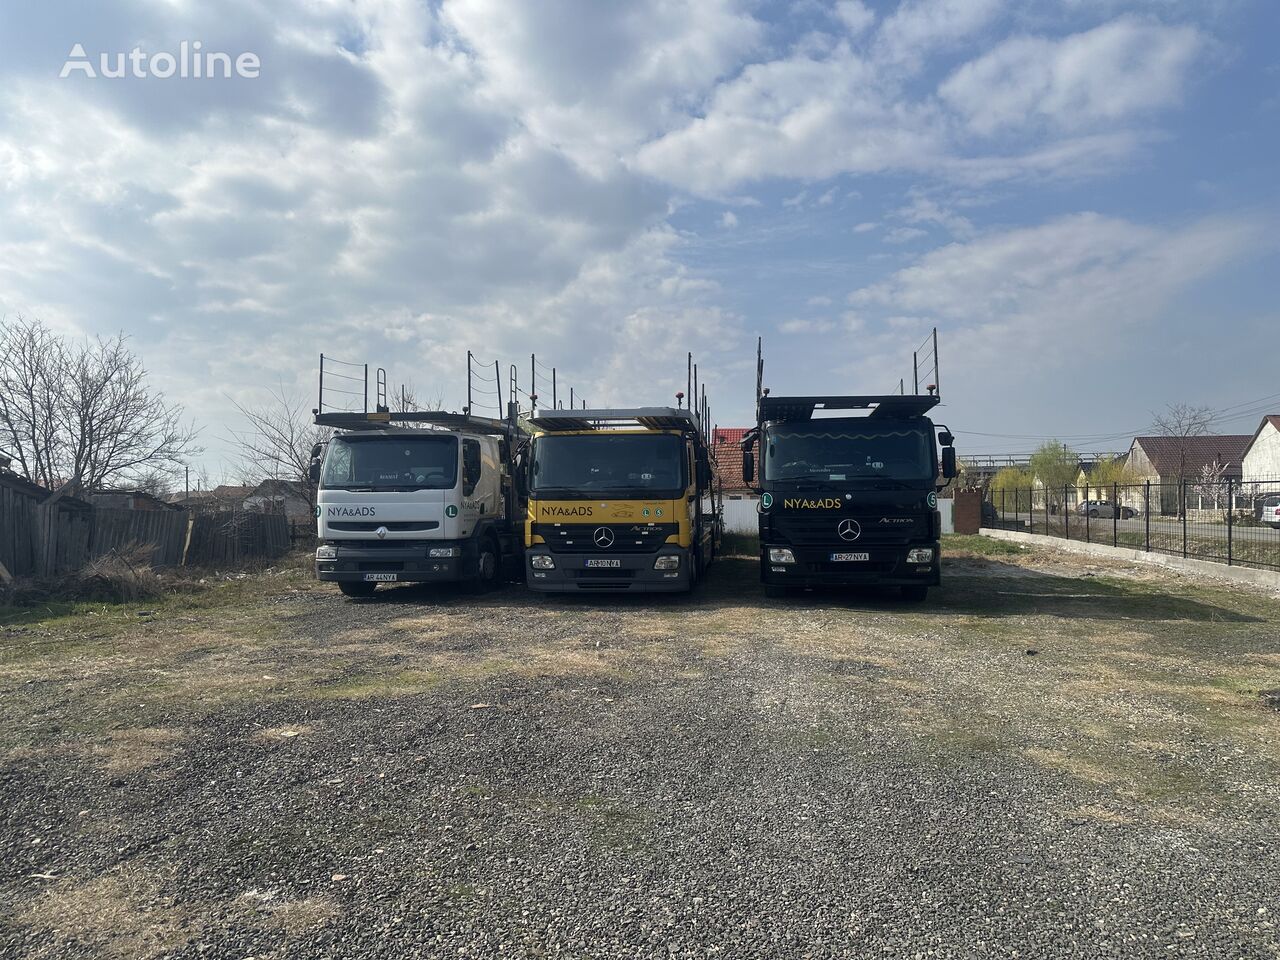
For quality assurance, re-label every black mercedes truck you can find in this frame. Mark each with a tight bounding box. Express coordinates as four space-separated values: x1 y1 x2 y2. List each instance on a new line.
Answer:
742 390 957 601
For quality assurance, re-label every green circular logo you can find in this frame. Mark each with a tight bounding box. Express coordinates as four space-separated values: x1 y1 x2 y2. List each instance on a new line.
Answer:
445 505 458 518
761 492 773 509
927 492 938 508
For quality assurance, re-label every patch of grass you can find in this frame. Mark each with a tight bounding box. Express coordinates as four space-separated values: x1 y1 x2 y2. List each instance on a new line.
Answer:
944 535 1030 557
719 531 759 557
311 669 441 700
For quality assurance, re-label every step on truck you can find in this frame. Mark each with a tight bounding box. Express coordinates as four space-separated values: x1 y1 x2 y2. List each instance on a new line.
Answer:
310 358 527 598
523 404 722 593
742 337 957 601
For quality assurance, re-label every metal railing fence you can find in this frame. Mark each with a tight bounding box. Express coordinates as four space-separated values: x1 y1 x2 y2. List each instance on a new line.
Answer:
983 477 1280 572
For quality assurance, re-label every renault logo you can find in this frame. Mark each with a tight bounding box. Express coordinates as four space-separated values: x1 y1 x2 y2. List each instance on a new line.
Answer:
593 526 615 548
837 519 861 541
375 525 388 540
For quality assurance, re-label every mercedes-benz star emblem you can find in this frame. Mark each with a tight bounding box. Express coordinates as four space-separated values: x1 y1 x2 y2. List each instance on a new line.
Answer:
837 519 861 541
593 526 616 548
375 525 388 540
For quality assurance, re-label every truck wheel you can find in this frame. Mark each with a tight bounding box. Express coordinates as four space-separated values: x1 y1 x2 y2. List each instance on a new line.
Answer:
470 538 500 591
901 585 928 603
339 581 376 599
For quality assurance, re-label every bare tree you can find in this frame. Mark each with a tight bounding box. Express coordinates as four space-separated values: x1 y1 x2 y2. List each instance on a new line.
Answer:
390 381 443 415
1152 402 1217 517
0 316 199 492
0 316 64 487
1152 403 1214 439
227 387 329 510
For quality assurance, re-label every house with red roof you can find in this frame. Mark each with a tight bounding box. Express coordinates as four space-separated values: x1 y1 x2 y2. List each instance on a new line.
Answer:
711 427 759 533
1125 434 1251 516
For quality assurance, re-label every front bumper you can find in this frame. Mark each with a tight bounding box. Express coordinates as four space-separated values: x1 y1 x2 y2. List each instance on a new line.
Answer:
761 542 941 588
316 539 478 584
525 547 692 593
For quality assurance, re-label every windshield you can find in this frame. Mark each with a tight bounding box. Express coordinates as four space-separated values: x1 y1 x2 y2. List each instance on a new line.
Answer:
532 433 685 494
764 420 934 483
321 435 458 490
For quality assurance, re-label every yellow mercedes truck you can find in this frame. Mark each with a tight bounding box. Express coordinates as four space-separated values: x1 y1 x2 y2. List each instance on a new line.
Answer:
523 407 721 593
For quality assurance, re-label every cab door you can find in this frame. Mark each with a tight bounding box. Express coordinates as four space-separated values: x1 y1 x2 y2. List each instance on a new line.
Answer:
456 437 488 539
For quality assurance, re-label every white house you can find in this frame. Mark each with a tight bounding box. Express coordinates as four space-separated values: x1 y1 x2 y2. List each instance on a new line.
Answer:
1241 416 1280 492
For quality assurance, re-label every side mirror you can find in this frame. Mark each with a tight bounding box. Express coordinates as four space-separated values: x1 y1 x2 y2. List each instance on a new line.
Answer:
310 442 323 460
308 459 321 484
938 431 954 447
941 447 957 480
743 451 755 484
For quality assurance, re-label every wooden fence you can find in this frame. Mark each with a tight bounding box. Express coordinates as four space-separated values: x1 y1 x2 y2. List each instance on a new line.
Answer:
183 511 291 567
1 475 291 578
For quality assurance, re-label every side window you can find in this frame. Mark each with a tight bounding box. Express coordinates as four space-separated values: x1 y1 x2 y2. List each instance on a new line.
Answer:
462 439 482 497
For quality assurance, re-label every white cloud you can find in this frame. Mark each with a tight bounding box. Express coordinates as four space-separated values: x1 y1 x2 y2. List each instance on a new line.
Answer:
884 226 928 244
840 212 1259 424
780 317 836 333
806 295 833 306
632 8 1204 196
853 221 879 233
632 45 943 194
833 1 876 37
874 0 1004 67
441 0 762 174
940 18 1203 135
720 210 739 228
895 191 975 238
852 213 1253 322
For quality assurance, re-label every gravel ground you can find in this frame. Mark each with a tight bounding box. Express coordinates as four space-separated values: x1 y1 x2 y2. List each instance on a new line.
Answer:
1 540 1278 958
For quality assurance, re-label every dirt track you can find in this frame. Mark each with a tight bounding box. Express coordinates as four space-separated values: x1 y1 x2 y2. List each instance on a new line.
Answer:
2 539 1278 958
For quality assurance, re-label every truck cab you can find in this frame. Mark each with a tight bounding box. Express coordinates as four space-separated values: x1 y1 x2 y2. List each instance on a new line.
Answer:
523 407 720 593
744 394 956 601
311 411 524 598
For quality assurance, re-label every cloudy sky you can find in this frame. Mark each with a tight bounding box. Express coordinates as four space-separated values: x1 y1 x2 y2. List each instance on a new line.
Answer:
1 0 1277 473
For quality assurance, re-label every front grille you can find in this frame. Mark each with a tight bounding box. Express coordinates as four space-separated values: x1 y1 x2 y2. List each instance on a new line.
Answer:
572 568 637 579
335 539 432 550
330 521 439 533
771 514 924 546
533 523 678 554
812 560 897 574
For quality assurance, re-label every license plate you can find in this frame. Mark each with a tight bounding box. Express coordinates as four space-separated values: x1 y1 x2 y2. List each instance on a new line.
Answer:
829 552 870 562
363 573 398 582
585 559 621 568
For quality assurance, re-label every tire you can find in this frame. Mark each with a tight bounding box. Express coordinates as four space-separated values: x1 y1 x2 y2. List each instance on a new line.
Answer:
339 581 377 599
1088 509 1100 518
901 585 929 603
469 537 500 592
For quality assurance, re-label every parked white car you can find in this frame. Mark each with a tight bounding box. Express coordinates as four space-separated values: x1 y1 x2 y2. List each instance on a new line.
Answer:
1257 495 1280 529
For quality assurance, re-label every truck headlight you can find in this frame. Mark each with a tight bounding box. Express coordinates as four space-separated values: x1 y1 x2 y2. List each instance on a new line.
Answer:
531 555 555 570
315 544 337 560
653 556 680 570
428 547 459 558
906 548 935 564
768 547 796 564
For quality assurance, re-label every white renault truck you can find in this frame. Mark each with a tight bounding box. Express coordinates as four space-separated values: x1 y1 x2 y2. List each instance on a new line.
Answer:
310 408 526 598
